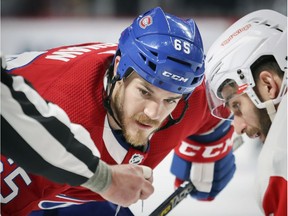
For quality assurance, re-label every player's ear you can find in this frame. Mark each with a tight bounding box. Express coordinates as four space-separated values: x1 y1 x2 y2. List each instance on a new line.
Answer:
113 56 121 76
258 71 279 99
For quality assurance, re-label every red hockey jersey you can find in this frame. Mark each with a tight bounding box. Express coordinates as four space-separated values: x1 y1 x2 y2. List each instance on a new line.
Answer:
1 43 233 215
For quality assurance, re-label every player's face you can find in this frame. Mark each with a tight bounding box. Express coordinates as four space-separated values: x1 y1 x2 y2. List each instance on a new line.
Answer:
221 86 271 143
112 72 182 147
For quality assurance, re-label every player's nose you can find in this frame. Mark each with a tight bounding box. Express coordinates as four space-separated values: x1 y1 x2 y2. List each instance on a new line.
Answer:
143 101 161 120
232 116 246 135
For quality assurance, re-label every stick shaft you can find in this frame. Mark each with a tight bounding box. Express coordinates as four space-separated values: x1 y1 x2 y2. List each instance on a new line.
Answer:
149 181 195 216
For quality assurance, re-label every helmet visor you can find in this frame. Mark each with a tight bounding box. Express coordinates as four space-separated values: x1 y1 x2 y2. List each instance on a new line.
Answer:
206 79 247 121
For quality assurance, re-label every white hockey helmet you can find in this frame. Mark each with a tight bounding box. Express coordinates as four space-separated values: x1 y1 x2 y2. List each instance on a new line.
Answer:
205 9 287 121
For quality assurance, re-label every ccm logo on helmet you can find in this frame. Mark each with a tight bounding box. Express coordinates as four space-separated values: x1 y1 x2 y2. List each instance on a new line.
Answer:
162 71 189 82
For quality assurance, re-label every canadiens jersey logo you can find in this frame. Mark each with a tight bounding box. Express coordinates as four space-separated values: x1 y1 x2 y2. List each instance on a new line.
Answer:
129 154 144 164
139 16 153 29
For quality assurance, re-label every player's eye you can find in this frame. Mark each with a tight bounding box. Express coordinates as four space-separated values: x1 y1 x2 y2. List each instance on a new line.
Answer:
165 98 177 104
231 102 241 115
139 88 150 97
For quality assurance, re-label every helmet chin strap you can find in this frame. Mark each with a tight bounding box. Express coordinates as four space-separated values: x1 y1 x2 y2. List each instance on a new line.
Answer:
103 74 123 129
264 100 277 121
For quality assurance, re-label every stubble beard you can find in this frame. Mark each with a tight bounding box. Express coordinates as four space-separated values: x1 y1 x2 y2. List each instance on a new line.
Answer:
113 89 161 147
256 106 271 141
245 104 271 142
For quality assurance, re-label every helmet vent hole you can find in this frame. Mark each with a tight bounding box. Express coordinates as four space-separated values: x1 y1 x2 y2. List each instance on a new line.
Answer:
150 51 158 57
275 27 283 32
178 87 182 91
207 55 213 63
191 77 198 85
167 56 191 67
158 80 163 85
139 53 146 61
148 61 156 71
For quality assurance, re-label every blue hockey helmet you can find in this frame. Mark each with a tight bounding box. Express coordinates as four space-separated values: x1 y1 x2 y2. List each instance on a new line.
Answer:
117 7 205 99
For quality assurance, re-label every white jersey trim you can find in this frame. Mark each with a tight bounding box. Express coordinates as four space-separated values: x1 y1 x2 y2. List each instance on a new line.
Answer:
103 115 127 164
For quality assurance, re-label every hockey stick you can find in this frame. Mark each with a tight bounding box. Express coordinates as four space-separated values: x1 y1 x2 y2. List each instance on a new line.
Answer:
149 135 244 216
149 181 195 216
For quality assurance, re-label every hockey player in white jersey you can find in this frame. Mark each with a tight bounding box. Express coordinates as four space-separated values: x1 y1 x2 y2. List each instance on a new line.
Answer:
205 9 287 216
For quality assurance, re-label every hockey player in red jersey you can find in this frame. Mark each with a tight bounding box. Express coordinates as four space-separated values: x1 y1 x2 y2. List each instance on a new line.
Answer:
205 10 287 216
1 7 235 216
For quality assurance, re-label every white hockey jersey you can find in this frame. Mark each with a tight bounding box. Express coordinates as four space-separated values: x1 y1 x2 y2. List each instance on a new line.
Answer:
256 95 287 216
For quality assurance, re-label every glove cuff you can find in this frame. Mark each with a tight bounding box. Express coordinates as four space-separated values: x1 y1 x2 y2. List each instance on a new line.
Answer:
174 177 184 189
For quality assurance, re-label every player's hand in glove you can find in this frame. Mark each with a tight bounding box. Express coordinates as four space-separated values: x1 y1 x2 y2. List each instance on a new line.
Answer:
171 150 236 201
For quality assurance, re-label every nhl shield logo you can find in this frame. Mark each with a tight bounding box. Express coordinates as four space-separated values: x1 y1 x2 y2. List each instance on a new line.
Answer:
129 154 144 164
139 16 153 29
